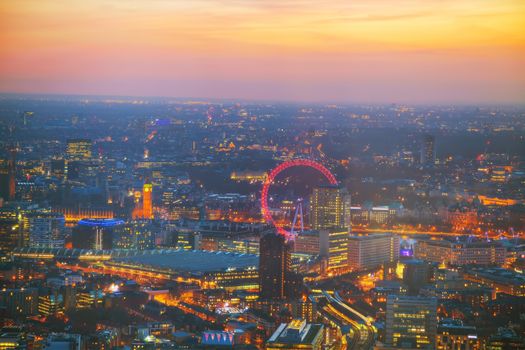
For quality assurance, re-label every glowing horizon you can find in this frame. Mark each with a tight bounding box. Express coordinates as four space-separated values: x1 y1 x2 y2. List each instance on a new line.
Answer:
1 0 524 104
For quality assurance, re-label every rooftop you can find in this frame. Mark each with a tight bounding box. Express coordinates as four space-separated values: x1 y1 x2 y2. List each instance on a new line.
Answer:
267 320 323 345
465 268 525 286
77 218 124 227
113 250 258 273
348 233 394 240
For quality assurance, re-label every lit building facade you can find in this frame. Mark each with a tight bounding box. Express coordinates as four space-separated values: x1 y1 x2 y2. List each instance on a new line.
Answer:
0 208 18 256
27 212 65 249
292 297 317 322
167 204 200 221
53 207 114 223
0 288 39 317
385 295 437 349
66 138 92 160
206 268 259 291
166 230 201 251
293 230 328 256
77 290 105 309
310 185 350 230
38 292 64 316
415 239 506 266
350 205 398 225
114 220 157 250
17 208 47 248
447 208 478 231
216 238 259 255
230 170 267 183
0 332 24 350
347 233 400 271
327 230 349 271
463 268 525 297
437 321 480 350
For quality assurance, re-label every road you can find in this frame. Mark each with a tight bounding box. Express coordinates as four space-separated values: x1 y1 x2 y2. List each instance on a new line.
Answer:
319 291 376 350
352 227 522 239
332 291 376 350
317 304 354 350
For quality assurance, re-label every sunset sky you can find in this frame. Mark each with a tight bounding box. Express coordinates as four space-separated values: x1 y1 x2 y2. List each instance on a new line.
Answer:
1 0 524 103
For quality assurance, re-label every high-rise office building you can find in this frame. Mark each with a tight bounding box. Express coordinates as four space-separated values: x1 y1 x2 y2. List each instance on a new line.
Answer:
0 208 18 256
114 220 157 250
347 233 400 271
27 212 65 249
66 139 92 160
420 134 435 167
50 158 66 180
0 162 9 202
291 296 317 322
0 148 16 202
38 291 64 316
7 207 51 249
402 259 433 295
310 185 350 230
0 287 39 317
385 295 438 349
327 230 349 271
259 232 292 300
293 230 329 256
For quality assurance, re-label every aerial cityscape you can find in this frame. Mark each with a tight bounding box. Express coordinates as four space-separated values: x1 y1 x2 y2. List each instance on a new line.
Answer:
1 1 524 350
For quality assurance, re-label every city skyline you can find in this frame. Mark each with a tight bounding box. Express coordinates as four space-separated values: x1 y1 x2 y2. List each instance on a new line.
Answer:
0 97 523 349
1 0 524 104
0 1 524 348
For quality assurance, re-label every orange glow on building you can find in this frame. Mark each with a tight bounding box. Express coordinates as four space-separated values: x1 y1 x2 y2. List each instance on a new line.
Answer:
447 209 478 232
7 147 16 201
143 183 153 219
478 195 518 206
132 183 153 219
54 208 114 223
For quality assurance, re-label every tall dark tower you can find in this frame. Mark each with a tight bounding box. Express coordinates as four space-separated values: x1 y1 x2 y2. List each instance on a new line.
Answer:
259 232 292 300
7 147 16 201
420 134 435 167
0 147 16 202
0 164 8 202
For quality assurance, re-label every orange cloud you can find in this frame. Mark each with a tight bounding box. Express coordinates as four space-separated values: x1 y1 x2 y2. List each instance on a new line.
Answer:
0 0 524 103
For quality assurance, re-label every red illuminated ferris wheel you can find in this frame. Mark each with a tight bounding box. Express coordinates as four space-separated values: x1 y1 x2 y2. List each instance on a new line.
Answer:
261 159 338 237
